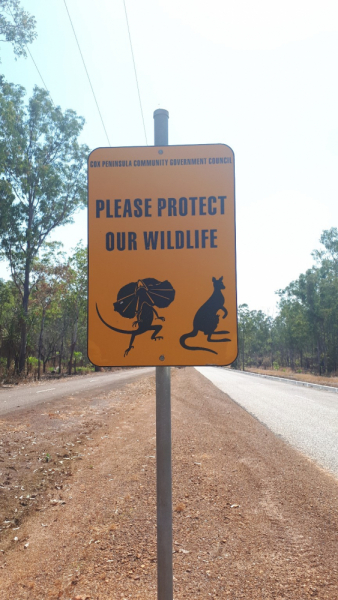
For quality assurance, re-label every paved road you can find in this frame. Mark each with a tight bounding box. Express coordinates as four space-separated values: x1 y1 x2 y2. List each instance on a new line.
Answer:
0 368 154 416
196 367 338 477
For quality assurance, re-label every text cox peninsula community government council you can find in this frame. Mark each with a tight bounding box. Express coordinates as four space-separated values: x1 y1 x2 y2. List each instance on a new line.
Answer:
89 152 232 252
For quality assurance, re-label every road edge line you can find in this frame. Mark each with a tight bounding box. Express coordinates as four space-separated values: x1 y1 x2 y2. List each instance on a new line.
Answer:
220 368 338 394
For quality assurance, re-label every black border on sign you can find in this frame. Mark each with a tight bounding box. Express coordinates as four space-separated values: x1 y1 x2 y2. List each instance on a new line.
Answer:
87 143 238 368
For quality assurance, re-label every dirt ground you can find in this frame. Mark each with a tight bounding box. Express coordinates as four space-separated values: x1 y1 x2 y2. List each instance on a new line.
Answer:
245 367 338 388
0 368 337 600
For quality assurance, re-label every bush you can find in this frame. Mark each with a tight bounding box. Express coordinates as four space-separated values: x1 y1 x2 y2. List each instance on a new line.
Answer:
27 356 38 368
75 366 95 374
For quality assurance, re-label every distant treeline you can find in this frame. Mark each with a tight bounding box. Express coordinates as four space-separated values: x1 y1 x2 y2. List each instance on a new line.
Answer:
0 244 88 380
0 229 337 380
234 228 338 375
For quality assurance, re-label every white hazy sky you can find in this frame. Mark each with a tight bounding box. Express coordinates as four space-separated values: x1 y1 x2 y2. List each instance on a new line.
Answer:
0 0 337 313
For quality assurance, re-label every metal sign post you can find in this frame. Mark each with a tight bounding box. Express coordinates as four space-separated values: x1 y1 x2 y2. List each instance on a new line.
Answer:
154 109 173 600
87 110 237 600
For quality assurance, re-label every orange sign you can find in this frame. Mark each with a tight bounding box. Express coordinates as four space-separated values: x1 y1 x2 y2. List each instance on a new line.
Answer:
88 144 237 366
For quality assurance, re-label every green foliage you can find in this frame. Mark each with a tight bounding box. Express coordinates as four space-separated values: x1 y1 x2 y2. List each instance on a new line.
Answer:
0 241 92 379
0 79 89 371
0 277 21 370
235 303 273 371
234 228 338 375
0 0 37 60
0 81 89 274
64 244 88 375
76 366 95 374
27 356 38 367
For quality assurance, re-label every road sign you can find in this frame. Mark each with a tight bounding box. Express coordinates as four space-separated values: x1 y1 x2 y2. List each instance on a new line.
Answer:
88 144 237 366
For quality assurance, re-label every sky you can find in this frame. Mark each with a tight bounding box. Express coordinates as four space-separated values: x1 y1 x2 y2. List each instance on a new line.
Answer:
0 0 337 314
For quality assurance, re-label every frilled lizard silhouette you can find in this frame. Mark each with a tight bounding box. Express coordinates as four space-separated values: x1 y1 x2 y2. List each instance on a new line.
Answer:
96 278 175 356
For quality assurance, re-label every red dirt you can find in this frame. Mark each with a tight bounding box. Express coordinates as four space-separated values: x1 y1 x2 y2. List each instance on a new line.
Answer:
0 368 337 599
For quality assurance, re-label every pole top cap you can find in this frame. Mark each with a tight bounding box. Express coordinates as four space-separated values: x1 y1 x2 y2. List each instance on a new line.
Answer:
153 108 169 119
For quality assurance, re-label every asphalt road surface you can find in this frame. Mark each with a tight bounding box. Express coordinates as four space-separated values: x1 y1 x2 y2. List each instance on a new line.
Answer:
197 367 338 478
0 368 154 416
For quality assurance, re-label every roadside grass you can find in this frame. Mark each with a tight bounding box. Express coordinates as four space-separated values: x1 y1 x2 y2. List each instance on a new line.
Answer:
244 367 338 388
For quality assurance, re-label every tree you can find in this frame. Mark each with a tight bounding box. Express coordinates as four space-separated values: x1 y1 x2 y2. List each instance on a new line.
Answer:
274 228 338 374
0 80 89 372
312 228 338 271
0 277 20 372
29 246 68 379
236 304 272 371
62 244 87 375
0 0 36 59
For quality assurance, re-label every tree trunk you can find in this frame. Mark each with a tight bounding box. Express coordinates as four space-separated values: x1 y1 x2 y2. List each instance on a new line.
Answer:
68 314 78 375
317 338 321 374
19 310 28 374
322 326 327 374
68 341 76 375
59 337 63 375
18 248 31 374
37 308 46 381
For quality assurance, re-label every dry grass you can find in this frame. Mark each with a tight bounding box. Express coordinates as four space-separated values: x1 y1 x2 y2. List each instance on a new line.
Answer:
245 367 338 388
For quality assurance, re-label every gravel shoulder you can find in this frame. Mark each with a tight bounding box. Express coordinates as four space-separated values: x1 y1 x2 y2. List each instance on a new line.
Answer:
197 366 338 477
0 367 337 599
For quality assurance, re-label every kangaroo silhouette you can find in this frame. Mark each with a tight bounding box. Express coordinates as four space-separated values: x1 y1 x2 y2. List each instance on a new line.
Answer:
96 279 172 357
180 276 231 354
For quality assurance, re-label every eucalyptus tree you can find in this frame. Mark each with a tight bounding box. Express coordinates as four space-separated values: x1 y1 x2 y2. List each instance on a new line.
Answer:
237 304 254 370
0 80 89 372
0 277 20 372
63 244 88 375
312 228 338 372
29 246 68 379
0 0 36 60
275 229 338 373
